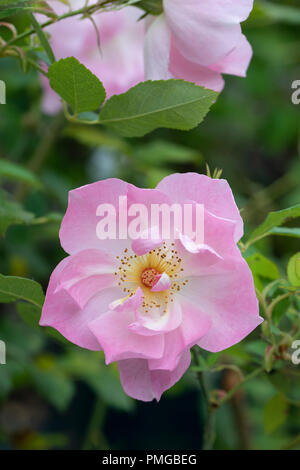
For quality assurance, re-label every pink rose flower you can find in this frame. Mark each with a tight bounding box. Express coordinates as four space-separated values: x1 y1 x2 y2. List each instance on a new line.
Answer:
145 0 254 91
40 173 263 401
41 0 253 113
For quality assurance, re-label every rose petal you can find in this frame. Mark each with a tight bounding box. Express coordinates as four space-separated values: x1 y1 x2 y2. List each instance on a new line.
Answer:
151 272 172 292
88 292 165 363
156 173 243 242
55 249 117 308
163 0 253 66
40 258 119 350
181 257 263 352
148 301 211 371
144 14 172 80
169 41 225 92
118 349 191 401
209 34 252 77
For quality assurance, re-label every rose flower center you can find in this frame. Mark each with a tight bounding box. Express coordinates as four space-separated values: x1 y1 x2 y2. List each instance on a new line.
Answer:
114 243 188 315
141 267 160 288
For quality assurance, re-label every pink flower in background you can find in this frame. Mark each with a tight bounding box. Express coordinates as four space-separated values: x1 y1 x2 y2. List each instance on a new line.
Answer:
41 0 254 113
40 173 263 401
41 2 144 113
145 0 254 91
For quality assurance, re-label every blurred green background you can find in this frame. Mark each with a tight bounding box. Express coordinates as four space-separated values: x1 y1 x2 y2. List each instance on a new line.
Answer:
0 0 300 450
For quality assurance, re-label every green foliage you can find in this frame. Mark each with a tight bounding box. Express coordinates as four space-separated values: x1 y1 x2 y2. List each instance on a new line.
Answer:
246 252 279 289
99 80 218 137
0 191 34 235
246 204 300 246
0 273 44 308
263 393 289 434
30 12 55 64
0 0 58 19
270 227 300 238
136 0 163 15
48 57 106 114
287 253 300 287
0 158 41 188
30 362 75 411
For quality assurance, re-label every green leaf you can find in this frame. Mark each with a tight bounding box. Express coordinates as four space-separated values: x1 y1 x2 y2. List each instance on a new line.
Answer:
0 0 23 18
246 253 279 280
246 204 300 246
287 253 300 287
272 297 291 325
99 80 218 137
0 274 44 309
17 302 41 327
0 0 56 19
270 227 300 238
0 190 34 235
0 8 19 19
246 252 279 291
48 57 106 114
137 0 163 15
263 393 289 434
0 291 16 303
0 158 41 188
30 12 55 64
